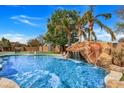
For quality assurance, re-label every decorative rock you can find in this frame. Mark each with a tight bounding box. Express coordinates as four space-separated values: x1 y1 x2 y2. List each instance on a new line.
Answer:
112 57 122 67
105 71 122 82
0 78 20 88
112 42 124 67
104 70 124 88
101 43 111 55
106 80 124 88
109 64 124 72
97 52 112 67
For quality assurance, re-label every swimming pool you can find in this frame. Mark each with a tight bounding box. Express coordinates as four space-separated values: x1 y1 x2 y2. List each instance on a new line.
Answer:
0 55 107 88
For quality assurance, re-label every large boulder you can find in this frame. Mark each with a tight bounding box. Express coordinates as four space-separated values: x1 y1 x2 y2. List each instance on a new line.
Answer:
105 71 124 88
109 64 124 72
100 42 112 55
97 52 112 67
80 42 102 64
112 42 124 67
0 78 19 88
106 80 124 88
112 57 122 67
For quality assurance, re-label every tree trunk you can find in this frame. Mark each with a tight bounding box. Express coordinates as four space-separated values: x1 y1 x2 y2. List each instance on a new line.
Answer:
42 46 43 52
60 45 65 53
78 28 82 42
67 33 71 47
54 45 56 53
89 20 94 41
88 30 91 41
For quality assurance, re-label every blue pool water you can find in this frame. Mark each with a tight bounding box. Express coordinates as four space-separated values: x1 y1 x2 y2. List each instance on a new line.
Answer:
0 55 107 88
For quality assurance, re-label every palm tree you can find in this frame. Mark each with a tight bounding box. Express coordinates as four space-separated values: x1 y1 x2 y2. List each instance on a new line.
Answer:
82 6 116 41
115 7 124 34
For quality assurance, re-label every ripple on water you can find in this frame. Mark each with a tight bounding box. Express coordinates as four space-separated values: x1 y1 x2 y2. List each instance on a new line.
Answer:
0 55 107 88
6 70 61 88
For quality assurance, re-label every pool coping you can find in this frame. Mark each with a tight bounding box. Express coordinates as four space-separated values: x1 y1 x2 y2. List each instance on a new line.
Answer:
0 52 62 57
0 77 20 88
104 70 124 88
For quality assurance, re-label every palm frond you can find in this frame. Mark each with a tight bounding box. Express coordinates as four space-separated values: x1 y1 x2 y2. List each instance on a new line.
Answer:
95 19 116 41
95 13 111 20
81 10 91 25
115 22 124 34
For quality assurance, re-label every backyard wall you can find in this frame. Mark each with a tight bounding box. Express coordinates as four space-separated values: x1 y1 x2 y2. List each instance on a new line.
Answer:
42 45 49 52
24 47 39 51
39 45 60 53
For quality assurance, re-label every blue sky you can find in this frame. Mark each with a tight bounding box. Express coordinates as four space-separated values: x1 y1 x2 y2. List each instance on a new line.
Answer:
0 5 123 43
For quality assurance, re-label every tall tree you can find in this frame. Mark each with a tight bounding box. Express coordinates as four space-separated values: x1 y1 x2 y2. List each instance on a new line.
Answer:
37 35 45 51
82 6 116 41
44 22 68 52
51 9 79 46
1 37 11 51
115 7 124 34
44 9 79 51
27 39 40 47
37 35 45 46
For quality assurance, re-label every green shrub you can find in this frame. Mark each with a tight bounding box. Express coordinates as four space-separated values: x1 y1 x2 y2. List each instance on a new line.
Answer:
120 73 124 81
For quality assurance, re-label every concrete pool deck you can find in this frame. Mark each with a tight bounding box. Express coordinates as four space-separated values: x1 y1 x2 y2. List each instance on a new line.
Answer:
0 78 19 88
105 70 124 88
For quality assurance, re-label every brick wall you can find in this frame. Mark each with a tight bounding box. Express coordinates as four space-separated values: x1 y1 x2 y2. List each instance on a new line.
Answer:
24 47 39 51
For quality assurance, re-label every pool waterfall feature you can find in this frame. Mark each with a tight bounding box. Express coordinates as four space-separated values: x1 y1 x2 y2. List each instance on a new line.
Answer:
0 55 107 88
69 50 98 66
66 42 110 67
70 52 82 60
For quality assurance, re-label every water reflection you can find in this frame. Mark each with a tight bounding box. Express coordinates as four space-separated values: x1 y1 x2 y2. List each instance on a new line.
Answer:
0 56 18 77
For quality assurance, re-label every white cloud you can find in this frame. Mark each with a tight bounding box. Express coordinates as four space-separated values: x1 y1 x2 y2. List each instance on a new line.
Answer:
94 28 124 42
97 33 111 41
87 28 112 41
0 33 36 44
116 34 124 41
19 15 42 20
10 15 42 27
